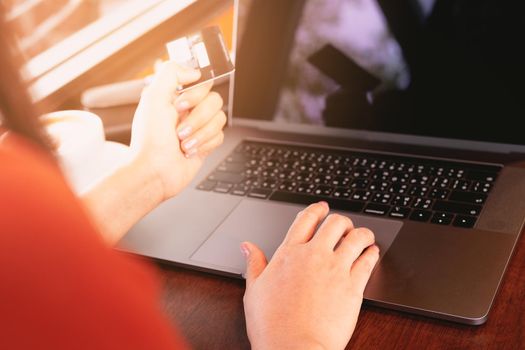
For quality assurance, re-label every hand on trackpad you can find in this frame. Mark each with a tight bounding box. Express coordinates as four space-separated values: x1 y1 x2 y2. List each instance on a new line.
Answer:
191 199 403 274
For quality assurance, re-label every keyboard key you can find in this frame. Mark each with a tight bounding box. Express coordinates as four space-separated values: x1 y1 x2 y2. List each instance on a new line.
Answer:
453 215 477 228
197 180 217 191
466 171 497 182
214 182 233 193
331 176 352 187
390 172 410 183
232 184 250 196
451 179 471 191
279 181 297 192
260 178 278 189
429 188 449 200
296 182 316 194
471 181 492 193
431 177 450 188
313 175 333 185
317 164 335 174
270 191 365 213
430 167 448 176
332 187 352 199
278 170 296 180
431 212 454 225
372 193 392 204
389 183 409 194
217 162 245 173
352 167 371 179
371 170 390 181
433 200 482 216
294 172 313 182
352 190 372 201
410 210 432 222
334 166 352 176
226 153 249 163
412 197 433 210
449 191 487 204
248 188 272 199
369 181 390 192
364 203 390 216
392 195 412 207
410 174 432 186
314 185 334 196
208 171 244 184
389 206 411 219
351 179 369 189
409 186 429 197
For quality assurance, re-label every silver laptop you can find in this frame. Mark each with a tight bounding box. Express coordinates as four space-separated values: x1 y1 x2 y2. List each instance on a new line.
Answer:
119 0 525 325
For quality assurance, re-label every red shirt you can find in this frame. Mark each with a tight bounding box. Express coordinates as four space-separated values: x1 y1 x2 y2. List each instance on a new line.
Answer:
0 133 188 349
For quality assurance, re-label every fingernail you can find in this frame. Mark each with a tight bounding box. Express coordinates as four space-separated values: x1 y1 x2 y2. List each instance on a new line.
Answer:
319 201 329 208
176 100 190 112
240 243 250 258
177 125 192 139
183 138 197 151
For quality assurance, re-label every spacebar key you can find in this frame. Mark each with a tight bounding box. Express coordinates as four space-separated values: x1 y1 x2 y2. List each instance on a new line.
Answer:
270 191 365 213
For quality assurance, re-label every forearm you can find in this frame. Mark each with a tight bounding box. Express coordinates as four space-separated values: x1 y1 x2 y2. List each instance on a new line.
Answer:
81 156 163 245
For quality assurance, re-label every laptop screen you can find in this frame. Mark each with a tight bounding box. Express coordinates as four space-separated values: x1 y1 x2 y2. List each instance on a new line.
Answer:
232 0 525 146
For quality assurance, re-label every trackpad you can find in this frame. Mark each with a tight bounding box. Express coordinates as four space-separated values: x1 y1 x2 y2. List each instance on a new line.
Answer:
191 199 403 274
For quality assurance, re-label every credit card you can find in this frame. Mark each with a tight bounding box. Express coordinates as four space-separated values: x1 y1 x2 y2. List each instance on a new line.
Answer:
166 25 235 92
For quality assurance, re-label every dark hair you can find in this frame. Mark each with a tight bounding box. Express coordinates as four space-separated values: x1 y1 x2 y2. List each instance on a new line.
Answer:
0 3 50 150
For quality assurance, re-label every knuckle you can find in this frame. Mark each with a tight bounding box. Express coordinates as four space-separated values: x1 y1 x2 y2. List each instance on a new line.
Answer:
208 91 224 107
362 256 377 273
353 227 374 244
214 111 227 128
219 111 227 127
326 213 340 221
207 133 224 150
327 213 350 226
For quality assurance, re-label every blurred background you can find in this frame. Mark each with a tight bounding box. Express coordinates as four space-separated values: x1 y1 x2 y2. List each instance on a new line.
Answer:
3 0 234 143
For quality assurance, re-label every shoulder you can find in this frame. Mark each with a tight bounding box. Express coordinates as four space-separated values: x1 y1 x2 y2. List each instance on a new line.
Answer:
0 132 188 349
0 131 89 234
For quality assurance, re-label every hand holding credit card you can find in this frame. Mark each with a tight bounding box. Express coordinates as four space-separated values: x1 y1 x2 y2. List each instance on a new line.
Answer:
166 25 235 92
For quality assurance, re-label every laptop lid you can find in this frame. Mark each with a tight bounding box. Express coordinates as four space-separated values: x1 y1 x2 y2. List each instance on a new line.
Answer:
230 0 525 153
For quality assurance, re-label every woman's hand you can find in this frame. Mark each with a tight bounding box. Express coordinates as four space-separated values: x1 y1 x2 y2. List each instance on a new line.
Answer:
81 61 225 244
130 61 226 201
242 202 379 350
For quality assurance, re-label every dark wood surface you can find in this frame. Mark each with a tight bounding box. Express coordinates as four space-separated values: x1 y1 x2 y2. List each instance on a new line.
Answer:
156 228 525 350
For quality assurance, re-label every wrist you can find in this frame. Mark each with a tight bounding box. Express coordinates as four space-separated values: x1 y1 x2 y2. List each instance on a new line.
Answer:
127 152 165 205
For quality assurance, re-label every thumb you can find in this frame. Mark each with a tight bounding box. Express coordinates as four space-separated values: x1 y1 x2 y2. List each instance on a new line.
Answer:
148 61 201 99
241 242 268 288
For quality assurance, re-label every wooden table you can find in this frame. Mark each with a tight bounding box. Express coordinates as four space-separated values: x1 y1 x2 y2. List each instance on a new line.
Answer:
155 229 525 350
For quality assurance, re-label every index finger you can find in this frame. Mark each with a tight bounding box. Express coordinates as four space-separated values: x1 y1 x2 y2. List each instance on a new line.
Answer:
147 61 201 101
281 202 329 246
174 81 214 113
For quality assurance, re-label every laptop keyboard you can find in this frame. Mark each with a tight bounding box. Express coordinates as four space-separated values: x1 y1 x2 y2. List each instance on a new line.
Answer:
197 141 501 228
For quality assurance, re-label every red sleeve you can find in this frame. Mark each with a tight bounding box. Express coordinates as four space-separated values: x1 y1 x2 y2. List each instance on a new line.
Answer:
0 134 189 350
